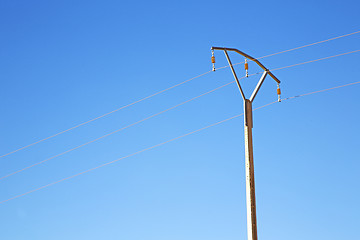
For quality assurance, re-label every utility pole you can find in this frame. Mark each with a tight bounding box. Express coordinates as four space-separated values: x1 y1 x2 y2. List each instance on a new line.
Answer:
211 47 281 240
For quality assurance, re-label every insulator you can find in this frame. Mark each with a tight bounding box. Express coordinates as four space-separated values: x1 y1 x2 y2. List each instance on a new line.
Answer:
245 58 249 77
211 50 216 71
277 83 281 102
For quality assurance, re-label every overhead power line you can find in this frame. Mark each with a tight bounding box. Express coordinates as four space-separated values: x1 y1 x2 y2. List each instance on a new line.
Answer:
271 50 360 71
1 30 359 159
0 80 240 181
282 80 360 101
1 79 359 204
256 30 360 60
0 71 211 159
1 49 359 181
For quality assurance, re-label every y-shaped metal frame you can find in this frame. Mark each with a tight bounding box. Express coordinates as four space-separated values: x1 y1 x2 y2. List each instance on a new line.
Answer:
211 47 280 240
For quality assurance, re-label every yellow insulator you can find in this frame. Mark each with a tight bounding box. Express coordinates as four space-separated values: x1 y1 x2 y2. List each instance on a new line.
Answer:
245 58 249 77
277 88 281 95
211 50 216 71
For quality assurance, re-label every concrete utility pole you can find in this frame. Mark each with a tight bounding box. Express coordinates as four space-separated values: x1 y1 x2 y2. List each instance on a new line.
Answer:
211 47 281 240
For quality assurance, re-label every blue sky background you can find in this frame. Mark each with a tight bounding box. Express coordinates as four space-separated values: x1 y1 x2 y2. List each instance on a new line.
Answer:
1 0 359 239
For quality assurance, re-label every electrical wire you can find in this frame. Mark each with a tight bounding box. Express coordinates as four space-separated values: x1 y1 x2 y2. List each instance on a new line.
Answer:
0 80 241 181
1 30 359 159
1 79 359 204
0 71 212 159
256 30 360 60
1 49 359 181
281 80 360 101
271 50 360 71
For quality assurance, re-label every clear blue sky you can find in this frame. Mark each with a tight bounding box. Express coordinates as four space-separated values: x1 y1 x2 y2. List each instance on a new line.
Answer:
1 0 359 239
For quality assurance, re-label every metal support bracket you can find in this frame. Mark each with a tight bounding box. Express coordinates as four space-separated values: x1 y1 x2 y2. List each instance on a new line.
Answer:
223 50 246 100
250 71 268 102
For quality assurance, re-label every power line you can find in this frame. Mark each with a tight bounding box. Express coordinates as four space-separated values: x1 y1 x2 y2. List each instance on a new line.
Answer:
1 30 359 159
0 71 212 159
271 50 360 71
1 79 359 205
281 80 360 101
1 49 359 181
0 79 241 181
256 30 360 60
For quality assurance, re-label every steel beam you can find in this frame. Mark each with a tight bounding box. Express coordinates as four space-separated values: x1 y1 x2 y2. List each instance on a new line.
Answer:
250 71 267 102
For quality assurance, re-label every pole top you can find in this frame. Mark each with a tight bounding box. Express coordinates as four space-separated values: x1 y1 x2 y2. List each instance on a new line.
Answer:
211 47 280 84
